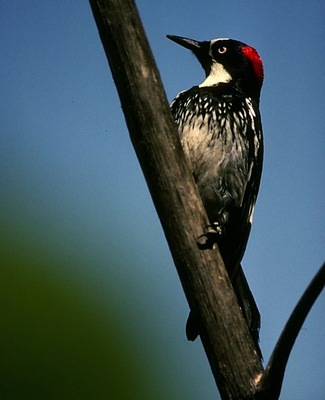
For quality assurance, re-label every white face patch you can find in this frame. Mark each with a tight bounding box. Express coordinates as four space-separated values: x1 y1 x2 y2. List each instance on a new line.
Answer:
199 61 232 87
199 38 232 87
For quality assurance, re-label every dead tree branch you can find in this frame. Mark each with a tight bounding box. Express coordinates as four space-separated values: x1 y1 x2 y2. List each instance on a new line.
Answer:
256 262 325 399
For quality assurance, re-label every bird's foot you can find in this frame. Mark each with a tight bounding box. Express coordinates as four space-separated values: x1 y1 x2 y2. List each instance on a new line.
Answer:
197 222 223 249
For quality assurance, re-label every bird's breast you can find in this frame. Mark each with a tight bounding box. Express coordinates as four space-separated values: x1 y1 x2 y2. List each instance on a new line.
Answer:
171 90 260 213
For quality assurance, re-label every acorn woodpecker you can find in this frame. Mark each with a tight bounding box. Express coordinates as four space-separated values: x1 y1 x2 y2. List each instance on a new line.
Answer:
167 35 264 349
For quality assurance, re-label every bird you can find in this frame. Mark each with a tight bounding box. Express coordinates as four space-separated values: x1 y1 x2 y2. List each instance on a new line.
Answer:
167 34 264 351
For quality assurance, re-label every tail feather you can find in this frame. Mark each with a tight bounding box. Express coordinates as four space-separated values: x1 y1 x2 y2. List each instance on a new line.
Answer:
233 265 260 349
186 264 261 358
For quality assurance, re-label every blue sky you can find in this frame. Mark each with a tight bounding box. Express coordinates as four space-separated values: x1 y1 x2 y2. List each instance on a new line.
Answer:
1 1 324 399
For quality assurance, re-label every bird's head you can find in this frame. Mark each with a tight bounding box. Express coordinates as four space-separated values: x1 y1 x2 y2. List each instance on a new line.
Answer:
167 35 264 101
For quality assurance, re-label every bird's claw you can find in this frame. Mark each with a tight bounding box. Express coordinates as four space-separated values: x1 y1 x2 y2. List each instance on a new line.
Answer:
197 222 223 249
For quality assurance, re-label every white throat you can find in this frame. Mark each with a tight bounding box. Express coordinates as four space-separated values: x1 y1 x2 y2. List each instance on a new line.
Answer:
199 61 232 87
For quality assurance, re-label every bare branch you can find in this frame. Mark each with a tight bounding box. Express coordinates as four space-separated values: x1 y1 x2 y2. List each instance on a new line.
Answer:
257 263 325 399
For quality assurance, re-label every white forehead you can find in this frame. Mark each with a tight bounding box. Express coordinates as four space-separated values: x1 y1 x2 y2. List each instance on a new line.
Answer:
210 38 230 45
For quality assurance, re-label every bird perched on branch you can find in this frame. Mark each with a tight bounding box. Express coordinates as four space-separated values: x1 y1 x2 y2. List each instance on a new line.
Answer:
167 34 264 350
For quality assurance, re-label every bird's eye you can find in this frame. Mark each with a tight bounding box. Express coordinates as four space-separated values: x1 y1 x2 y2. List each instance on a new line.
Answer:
218 46 227 54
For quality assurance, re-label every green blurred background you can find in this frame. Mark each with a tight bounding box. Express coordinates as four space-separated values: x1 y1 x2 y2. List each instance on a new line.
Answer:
0 213 169 399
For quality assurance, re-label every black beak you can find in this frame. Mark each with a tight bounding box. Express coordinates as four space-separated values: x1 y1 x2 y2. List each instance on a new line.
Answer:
166 35 211 76
166 35 202 52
